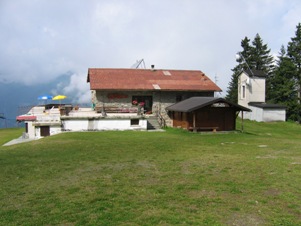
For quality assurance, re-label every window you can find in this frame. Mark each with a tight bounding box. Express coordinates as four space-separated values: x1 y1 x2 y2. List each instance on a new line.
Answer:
176 95 182 102
130 119 139 126
241 85 246 99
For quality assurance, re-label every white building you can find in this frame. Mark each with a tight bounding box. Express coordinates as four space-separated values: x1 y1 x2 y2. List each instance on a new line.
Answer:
17 105 148 139
238 69 286 122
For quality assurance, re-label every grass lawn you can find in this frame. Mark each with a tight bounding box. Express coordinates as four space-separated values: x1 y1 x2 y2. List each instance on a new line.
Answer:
0 120 301 225
0 127 23 146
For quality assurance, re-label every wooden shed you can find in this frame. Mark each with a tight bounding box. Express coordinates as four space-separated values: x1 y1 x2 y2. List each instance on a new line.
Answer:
166 97 251 131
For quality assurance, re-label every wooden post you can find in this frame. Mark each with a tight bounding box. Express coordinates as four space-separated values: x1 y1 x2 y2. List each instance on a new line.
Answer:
193 112 196 132
241 111 244 132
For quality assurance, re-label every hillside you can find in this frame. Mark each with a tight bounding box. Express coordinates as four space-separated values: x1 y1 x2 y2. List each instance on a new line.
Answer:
0 121 301 225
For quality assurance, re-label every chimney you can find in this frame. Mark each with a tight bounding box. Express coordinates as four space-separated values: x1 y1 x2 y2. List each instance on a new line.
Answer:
151 65 155 71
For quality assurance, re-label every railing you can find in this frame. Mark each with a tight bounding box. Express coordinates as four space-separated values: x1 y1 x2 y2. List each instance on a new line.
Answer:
36 115 61 122
157 112 166 128
95 106 138 114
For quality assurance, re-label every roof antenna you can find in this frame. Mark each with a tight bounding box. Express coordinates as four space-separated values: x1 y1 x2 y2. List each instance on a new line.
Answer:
214 74 221 97
131 59 146 69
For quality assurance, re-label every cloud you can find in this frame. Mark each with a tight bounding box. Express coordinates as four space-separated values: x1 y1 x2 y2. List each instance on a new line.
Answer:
1 0 301 97
61 73 91 104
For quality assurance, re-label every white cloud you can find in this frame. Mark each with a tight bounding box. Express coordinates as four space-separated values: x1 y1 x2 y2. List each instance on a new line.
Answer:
1 0 301 97
50 73 90 104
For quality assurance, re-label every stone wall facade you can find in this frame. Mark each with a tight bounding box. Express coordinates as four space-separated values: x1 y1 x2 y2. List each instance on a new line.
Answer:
92 90 214 127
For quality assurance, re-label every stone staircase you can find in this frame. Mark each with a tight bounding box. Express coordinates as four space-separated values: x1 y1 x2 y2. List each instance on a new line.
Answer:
147 116 162 130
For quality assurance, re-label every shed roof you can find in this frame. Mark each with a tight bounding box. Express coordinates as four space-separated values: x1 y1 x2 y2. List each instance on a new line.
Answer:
87 68 222 92
166 97 251 113
249 102 286 109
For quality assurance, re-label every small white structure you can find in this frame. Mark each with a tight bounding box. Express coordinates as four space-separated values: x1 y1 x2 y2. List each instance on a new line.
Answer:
17 105 148 139
238 69 286 122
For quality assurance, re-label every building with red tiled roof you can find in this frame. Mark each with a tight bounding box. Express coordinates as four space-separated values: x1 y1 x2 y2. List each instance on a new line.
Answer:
87 68 221 92
87 67 222 127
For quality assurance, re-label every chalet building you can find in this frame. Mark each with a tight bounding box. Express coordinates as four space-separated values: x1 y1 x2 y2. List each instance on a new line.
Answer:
87 67 222 126
238 69 286 122
16 67 222 139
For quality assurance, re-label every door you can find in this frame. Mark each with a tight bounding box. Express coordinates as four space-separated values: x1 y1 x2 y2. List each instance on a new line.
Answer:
40 126 50 137
132 96 153 113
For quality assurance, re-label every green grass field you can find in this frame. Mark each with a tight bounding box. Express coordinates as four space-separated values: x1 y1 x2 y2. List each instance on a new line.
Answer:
0 121 301 225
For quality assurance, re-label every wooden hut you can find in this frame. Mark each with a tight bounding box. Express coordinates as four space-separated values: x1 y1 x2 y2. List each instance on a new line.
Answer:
166 97 251 132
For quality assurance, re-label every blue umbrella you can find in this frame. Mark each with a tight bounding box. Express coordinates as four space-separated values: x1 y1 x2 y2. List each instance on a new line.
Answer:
38 95 53 100
38 95 53 105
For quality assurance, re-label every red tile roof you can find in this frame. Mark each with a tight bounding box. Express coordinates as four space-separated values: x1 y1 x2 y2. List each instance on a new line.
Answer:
87 68 222 92
16 115 37 121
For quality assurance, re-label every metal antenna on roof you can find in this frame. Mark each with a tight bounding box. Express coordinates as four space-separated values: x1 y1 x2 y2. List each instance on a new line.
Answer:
236 52 254 76
131 59 146 69
214 74 221 97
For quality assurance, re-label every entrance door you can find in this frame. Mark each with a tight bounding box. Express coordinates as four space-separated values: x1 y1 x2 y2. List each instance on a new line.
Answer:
132 96 153 113
40 126 50 137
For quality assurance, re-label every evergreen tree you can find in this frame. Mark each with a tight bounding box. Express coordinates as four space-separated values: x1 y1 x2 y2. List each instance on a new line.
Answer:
250 34 275 100
250 34 274 73
225 37 252 103
239 37 253 69
287 23 301 122
225 65 240 103
270 46 299 120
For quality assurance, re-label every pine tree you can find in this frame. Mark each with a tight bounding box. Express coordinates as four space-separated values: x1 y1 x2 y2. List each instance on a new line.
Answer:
239 37 253 68
250 34 274 73
225 65 240 103
270 46 299 120
287 23 301 122
250 34 275 100
225 37 252 103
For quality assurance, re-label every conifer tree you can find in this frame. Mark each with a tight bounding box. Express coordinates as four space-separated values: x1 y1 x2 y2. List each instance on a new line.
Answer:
250 34 274 73
225 65 240 103
270 45 298 120
225 37 252 103
287 23 301 122
250 34 274 100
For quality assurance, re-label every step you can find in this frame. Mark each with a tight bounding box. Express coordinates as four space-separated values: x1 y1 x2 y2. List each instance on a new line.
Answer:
147 117 161 130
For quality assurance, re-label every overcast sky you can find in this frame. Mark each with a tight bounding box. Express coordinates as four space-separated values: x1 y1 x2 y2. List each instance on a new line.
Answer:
1 0 301 103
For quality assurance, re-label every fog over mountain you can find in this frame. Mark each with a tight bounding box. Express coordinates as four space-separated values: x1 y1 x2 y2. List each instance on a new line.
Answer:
0 73 90 128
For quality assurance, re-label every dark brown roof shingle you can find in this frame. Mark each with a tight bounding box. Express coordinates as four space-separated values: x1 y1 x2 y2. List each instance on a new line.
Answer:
166 97 251 112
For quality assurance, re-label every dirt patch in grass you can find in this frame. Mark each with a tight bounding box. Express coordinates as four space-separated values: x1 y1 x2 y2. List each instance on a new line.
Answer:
227 213 265 226
258 145 268 148
256 155 278 159
186 189 218 199
263 188 282 197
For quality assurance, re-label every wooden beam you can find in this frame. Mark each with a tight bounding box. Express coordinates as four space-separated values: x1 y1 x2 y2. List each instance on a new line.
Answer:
193 112 196 132
241 111 244 132
193 112 196 127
